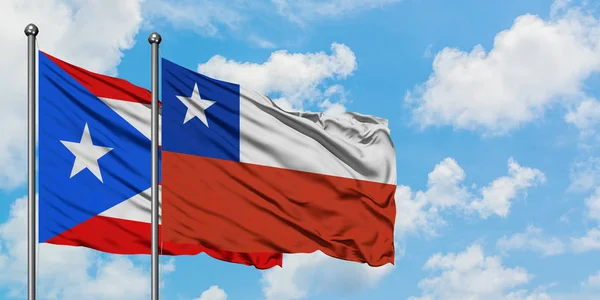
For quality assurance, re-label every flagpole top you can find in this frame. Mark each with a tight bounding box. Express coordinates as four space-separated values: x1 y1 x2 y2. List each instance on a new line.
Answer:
24 24 39 36
148 32 162 44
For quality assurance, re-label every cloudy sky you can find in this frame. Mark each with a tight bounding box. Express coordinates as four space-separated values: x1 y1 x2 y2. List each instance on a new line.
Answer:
1 0 600 299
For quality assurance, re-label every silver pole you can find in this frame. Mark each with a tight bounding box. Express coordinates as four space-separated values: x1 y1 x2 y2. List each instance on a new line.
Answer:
148 32 162 300
24 23 38 300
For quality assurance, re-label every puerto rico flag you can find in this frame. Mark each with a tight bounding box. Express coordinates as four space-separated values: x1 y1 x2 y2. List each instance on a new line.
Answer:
37 51 282 269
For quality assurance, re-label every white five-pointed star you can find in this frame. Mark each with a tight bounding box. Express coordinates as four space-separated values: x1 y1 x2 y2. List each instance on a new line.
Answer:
176 83 216 127
60 123 113 183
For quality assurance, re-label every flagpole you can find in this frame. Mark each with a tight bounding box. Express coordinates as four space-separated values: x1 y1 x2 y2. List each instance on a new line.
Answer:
149 32 162 300
25 23 39 300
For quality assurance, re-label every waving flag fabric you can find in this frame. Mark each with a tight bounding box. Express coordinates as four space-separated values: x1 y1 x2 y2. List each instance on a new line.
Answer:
161 58 397 267
38 51 282 269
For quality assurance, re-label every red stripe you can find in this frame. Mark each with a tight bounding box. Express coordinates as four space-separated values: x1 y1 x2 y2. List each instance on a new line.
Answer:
162 152 396 267
41 51 156 105
45 215 282 269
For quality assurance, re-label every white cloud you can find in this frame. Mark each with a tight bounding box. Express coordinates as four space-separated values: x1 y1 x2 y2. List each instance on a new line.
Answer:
317 85 349 115
143 0 400 44
504 290 553 300
423 44 434 58
567 186 600 253
143 0 243 37
569 157 600 192
550 0 574 17
565 98 600 137
197 43 357 110
260 251 394 300
0 0 144 189
571 228 600 253
394 158 468 238
496 226 566 257
160 258 176 273
422 157 471 209
143 0 399 39
394 184 442 238
194 285 228 300
585 188 600 221
469 158 546 218
405 4 600 135
272 0 401 24
248 35 277 49
570 187 600 253
396 157 545 237
582 270 600 289
409 244 550 300
0 197 154 299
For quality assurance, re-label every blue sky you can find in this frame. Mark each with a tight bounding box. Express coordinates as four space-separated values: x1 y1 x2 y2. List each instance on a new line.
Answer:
1 0 600 299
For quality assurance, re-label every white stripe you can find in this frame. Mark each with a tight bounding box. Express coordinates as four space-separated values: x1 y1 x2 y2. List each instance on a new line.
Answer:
239 87 396 184
98 186 162 224
99 97 162 145
98 97 162 223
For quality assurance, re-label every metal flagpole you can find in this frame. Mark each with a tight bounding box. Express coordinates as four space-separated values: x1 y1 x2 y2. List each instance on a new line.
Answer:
149 32 162 300
25 23 39 300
